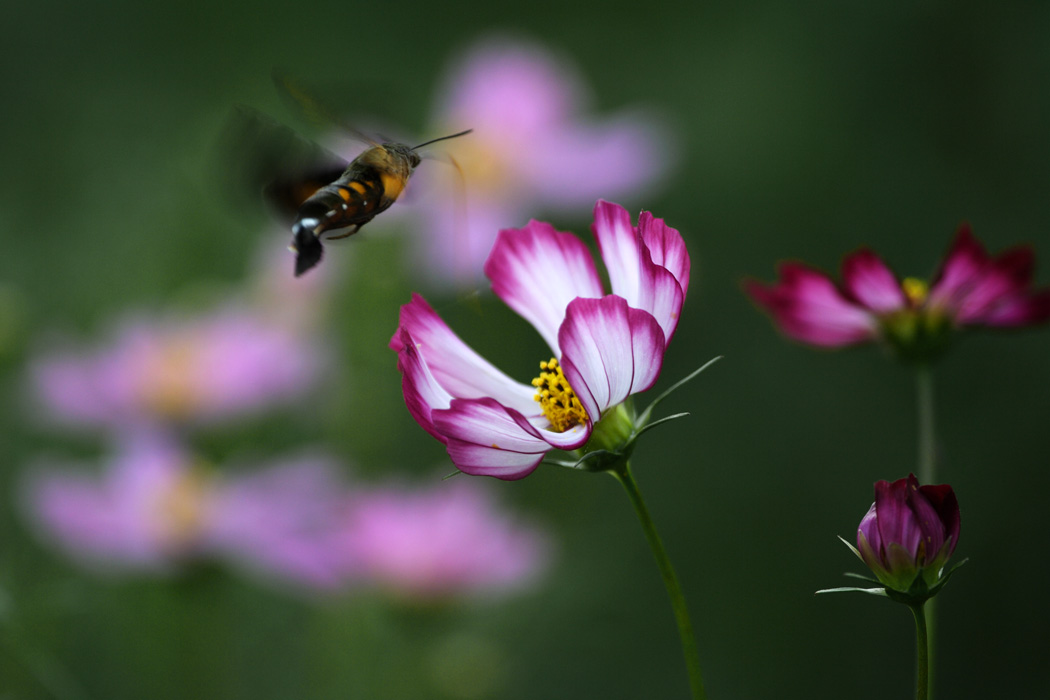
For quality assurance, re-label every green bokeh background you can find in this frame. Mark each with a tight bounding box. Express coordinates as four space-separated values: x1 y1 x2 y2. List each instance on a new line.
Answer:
3 1 1049 698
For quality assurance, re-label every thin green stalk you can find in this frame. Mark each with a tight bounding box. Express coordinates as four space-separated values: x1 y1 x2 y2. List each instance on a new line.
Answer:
915 366 936 486
914 365 937 699
910 603 929 700
611 462 706 700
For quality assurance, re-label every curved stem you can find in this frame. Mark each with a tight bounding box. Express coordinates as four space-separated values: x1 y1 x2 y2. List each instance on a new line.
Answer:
910 602 929 700
915 366 936 486
611 462 707 700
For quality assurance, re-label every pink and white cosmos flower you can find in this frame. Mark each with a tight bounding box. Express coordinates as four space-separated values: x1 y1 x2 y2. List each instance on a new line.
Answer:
745 225 1050 357
391 200 690 480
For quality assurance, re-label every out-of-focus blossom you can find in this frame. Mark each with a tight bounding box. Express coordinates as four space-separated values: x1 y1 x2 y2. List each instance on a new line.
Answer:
339 477 549 600
22 434 347 589
745 225 1050 361
391 200 689 480
854 474 960 594
245 239 343 335
30 304 324 430
415 37 670 283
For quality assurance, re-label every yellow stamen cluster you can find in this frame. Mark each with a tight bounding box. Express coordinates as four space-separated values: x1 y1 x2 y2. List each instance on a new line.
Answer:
153 468 211 550
531 357 588 433
142 338 202 418
902 277 929 307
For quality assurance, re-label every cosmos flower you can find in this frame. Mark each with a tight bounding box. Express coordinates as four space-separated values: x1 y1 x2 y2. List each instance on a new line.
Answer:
745 225 1050 361
854 474 960 594
391 199 689 480
22 433 347 589
338 477 549 599
30 304 323 430
414 36 670 284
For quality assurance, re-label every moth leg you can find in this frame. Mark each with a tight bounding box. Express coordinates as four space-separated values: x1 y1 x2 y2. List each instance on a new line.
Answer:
322 225 361 241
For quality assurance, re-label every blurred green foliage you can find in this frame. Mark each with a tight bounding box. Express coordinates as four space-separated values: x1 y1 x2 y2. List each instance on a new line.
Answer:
3 1 1049 698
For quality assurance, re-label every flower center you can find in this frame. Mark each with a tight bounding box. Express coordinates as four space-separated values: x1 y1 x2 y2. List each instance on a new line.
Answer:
448 135 516 197
531 357 588 432
153 467 211 551
142 336 203 418
901 277 929 307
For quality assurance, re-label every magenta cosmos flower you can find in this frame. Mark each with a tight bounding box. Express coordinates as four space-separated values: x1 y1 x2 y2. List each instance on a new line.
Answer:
854 474 960 594
391 199 690 480
413 37 670 283
30 304 323 430
22 434 347 589
745 225 1050 360
338 478 549 599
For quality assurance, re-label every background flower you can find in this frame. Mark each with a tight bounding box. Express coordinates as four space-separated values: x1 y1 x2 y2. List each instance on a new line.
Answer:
22 434 348 590
745 225 1050 359
338 477 549 600
412 36 671 284
30 304 324 430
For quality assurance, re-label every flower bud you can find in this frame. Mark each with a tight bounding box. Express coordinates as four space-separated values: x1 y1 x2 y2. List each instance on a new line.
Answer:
855 474 960 594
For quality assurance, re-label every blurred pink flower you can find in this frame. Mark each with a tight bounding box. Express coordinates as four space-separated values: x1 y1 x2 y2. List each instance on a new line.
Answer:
30 304 324 430
414 36 671 283
339 478 550 600
244 238 343 335
22 433 347 589
745 225 1050 361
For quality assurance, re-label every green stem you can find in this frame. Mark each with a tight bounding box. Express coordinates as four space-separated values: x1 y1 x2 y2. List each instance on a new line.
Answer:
910 603 929 700
611 462 707 700
914 365 937 699
915 366 936 486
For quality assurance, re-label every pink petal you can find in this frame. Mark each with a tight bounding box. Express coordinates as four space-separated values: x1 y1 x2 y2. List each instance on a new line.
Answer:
434 398 553 480
638 210 691 299
841 249 906 313
392 295 537 416
558 296 666 422
434 38 584 137
393 327 454 443
434 397 590 479
745 263 878 347
485 221 604 352
591 201 686 343
208 457 348 589
928 224 988 309
978 289 1050 326
519 117 670 207
953 248 1036 324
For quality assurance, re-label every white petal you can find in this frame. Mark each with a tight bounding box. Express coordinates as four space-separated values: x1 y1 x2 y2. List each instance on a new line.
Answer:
394 294 538 416
558 296 666 421
485 221 604 352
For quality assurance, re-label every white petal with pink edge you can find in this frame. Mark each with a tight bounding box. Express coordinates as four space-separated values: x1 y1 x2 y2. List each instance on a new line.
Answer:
558 296 666 422
394 295 539 417
434 398 587 479
485 221 604 353
394 328 454 442
638 211 690 296
591 201 686 342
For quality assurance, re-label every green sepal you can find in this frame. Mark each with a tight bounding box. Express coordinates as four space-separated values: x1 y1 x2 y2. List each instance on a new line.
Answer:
815 586 888 597
842 571 883 585
635 356 721 428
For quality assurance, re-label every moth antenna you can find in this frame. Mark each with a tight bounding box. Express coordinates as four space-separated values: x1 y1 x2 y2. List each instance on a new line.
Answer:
410 129 474 150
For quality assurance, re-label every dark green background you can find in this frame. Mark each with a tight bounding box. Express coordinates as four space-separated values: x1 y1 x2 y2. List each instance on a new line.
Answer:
3 1 1049 698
